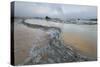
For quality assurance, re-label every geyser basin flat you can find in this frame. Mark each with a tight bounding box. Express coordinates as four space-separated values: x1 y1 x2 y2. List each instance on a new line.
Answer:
11 1 97 66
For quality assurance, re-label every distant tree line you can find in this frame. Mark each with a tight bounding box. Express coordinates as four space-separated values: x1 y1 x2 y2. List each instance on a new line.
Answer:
89 19 97 21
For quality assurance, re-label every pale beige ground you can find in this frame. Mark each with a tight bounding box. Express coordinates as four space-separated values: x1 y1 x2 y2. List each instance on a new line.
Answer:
14 22 50 65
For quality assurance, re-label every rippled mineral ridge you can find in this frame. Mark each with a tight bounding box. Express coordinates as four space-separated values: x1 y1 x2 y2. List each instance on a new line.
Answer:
17 19 96 65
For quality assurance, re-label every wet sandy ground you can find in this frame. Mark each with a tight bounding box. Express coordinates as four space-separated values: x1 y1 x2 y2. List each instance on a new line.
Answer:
60 24 97 58
60 33 97 58
14 19 97 65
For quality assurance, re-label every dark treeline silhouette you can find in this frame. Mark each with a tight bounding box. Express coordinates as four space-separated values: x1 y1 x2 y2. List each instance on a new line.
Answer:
89 19 97 21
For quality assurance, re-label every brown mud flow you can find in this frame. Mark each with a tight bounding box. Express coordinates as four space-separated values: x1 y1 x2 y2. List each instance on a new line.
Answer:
60 32 97 58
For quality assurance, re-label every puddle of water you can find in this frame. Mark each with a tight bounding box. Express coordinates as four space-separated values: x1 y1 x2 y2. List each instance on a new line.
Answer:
59 24 97 58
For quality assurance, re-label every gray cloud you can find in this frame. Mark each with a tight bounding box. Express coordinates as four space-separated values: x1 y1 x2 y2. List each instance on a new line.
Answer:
14 1 97 19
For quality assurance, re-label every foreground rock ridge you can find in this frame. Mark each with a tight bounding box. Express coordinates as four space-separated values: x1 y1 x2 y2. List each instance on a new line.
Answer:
18 19 96 65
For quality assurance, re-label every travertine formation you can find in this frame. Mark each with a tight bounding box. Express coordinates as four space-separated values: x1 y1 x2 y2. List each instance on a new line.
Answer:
18 19 95 65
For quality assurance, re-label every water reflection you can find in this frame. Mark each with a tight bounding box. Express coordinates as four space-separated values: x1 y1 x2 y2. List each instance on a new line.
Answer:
60 24 97 58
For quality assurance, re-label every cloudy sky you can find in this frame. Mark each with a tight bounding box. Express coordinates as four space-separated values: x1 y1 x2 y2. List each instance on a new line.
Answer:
13 1 97 19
